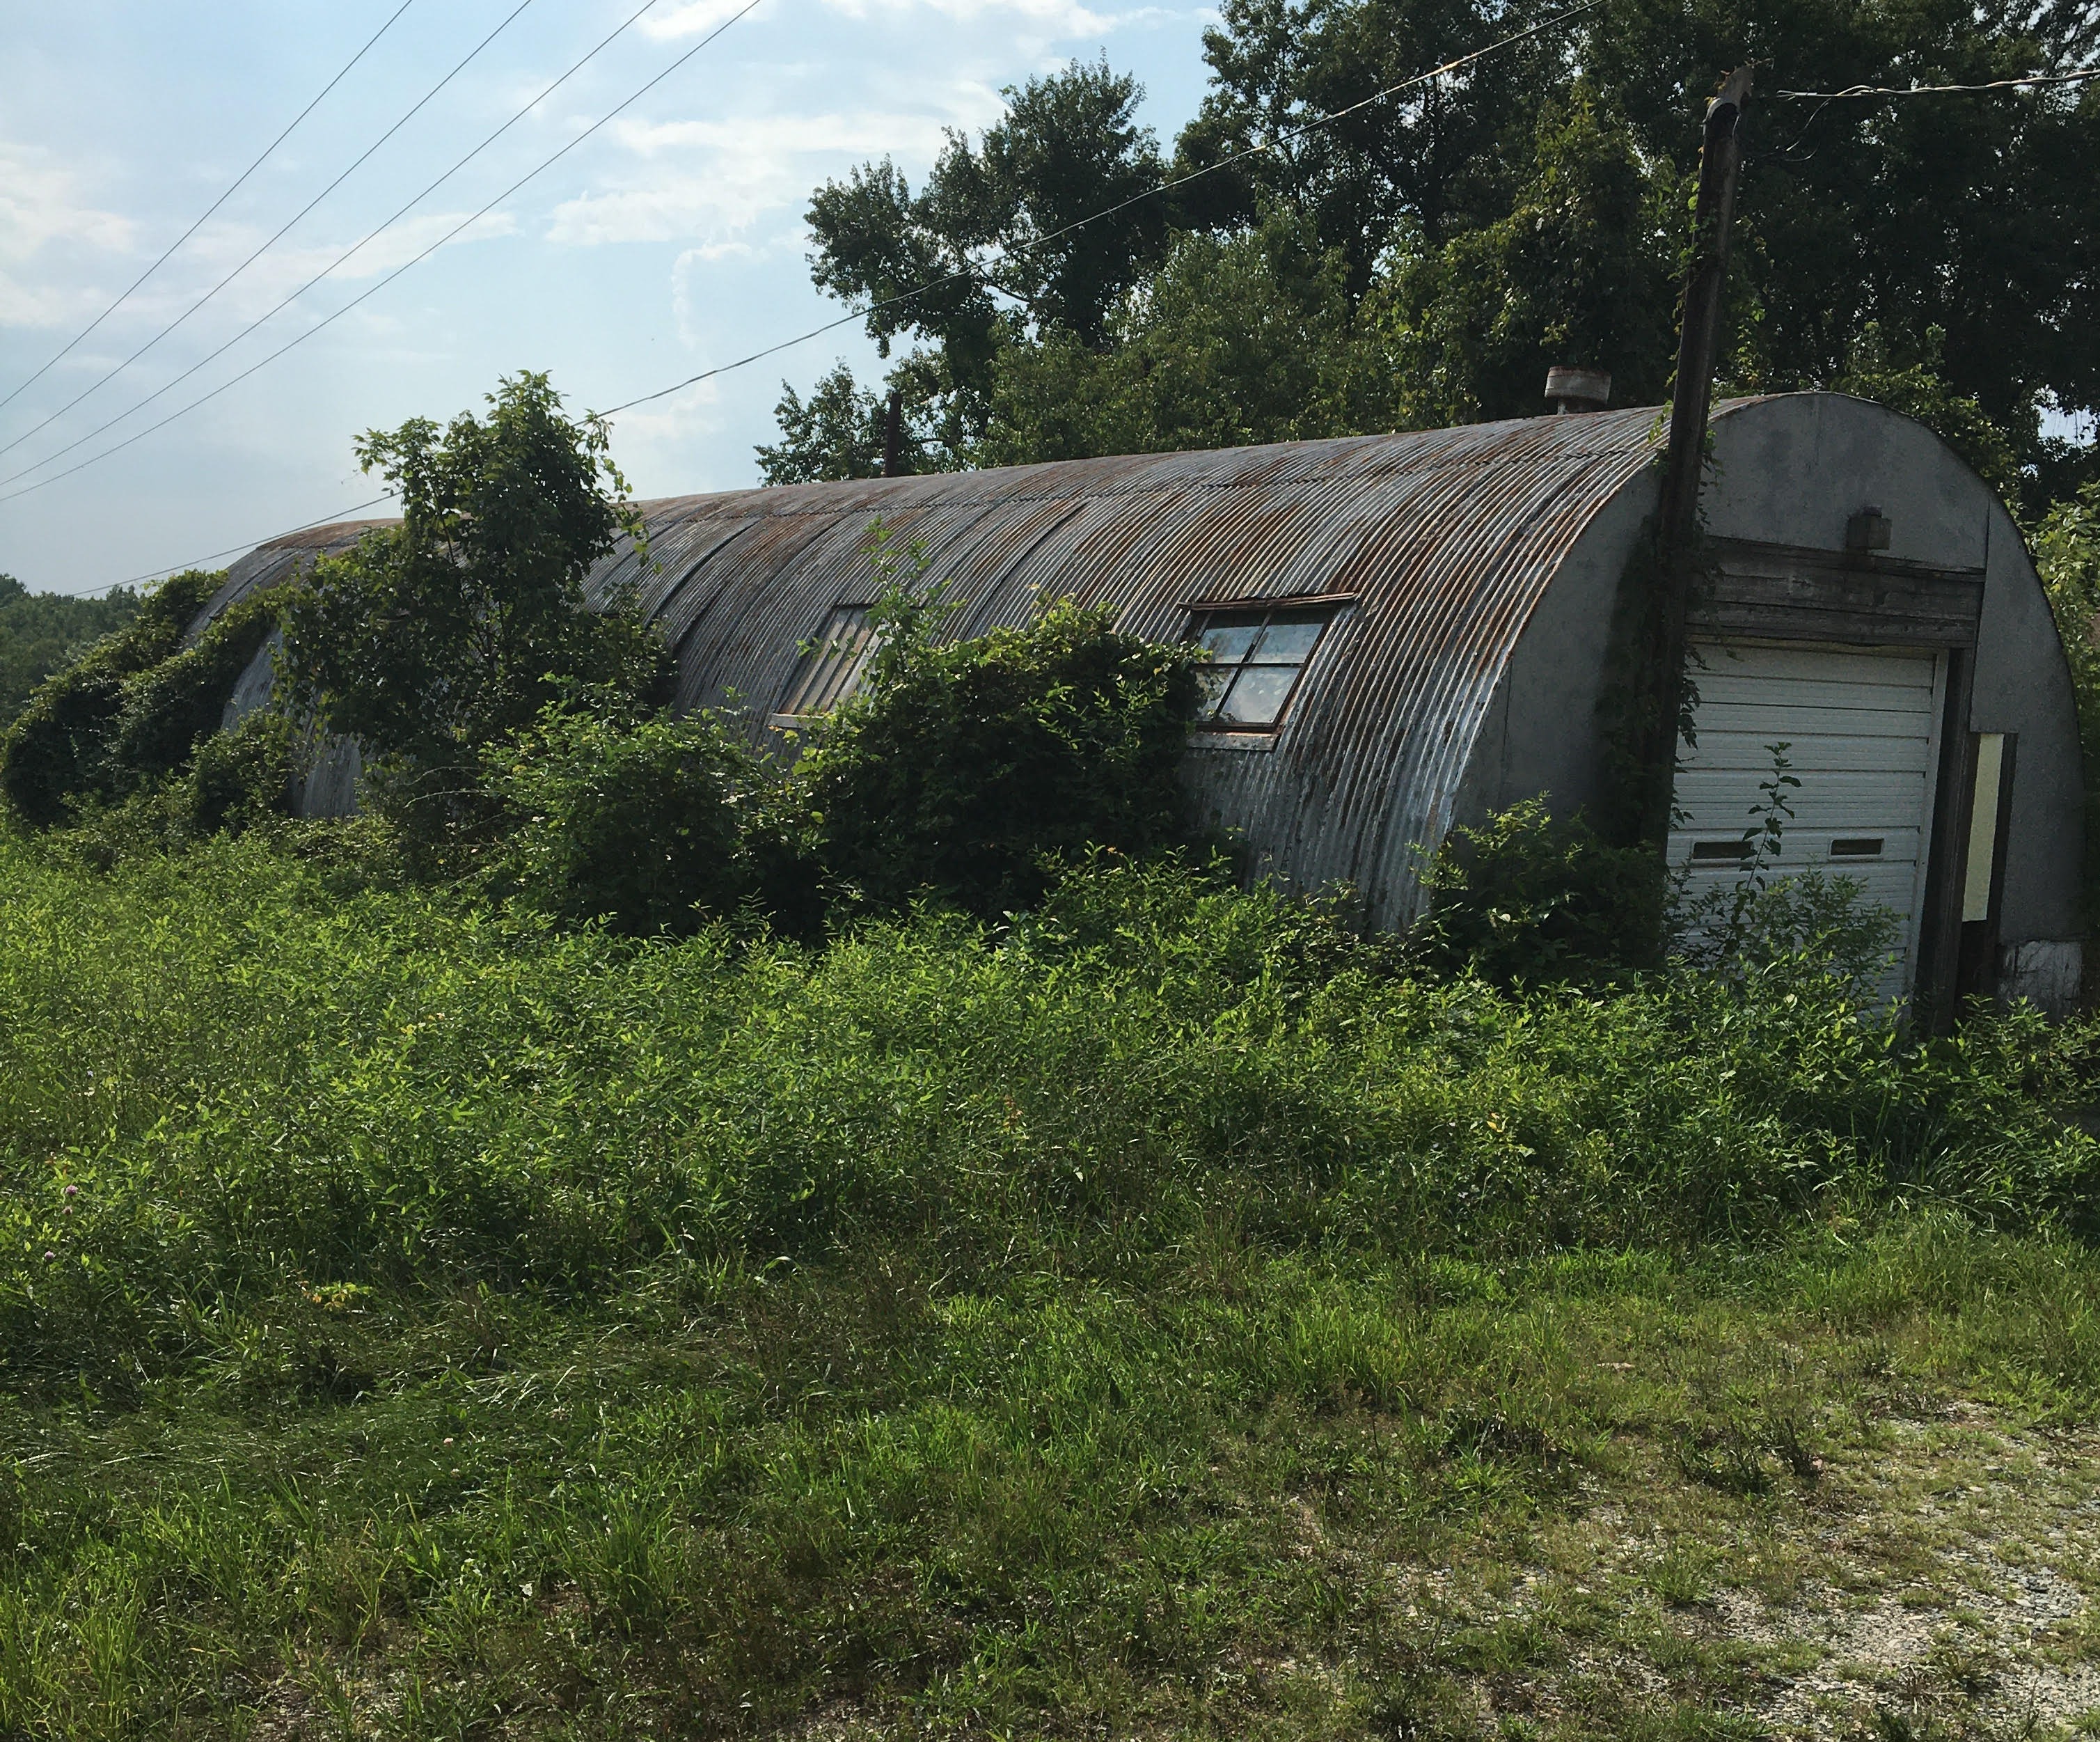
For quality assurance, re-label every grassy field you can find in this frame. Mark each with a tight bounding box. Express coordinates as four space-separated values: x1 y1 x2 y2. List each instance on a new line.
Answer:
5 830 2100 1739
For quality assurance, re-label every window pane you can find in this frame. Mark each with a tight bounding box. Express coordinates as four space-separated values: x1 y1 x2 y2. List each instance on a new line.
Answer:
1251 616 1325 664
1218 663 1298 725
1199 620 1261 664
1196 666 1236 716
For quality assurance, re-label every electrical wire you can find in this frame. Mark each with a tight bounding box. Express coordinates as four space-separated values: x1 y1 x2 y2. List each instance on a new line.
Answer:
0 0 767 503
1 0 768 513
597 0 1603 418
32 0 1574 590
0 0 541 466
1774 65 2100 98
53 493 399 599
0 0 421 419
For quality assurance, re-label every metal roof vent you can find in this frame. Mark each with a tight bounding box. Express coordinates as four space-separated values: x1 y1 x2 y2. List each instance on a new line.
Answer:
1846 506 1892 551
1545 366 1611 413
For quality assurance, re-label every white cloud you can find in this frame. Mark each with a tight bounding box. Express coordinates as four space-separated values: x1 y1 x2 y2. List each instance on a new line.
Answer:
0 141 139 329
544 109 966 248
638 0 766 40
821 0 1112 33
0 268 89 330
102 210 522 331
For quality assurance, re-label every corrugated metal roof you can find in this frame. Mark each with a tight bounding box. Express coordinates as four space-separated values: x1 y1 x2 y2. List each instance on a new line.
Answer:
201 403 1725 921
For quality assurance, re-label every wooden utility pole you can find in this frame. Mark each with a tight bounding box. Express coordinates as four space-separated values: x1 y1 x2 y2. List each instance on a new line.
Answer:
881 389 904 479
1637 65 1754 851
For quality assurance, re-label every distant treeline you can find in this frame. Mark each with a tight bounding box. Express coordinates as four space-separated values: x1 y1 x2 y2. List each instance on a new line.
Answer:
0 574 141 729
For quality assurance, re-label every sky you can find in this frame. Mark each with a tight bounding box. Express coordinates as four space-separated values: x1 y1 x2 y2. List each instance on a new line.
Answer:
0 0 1215 595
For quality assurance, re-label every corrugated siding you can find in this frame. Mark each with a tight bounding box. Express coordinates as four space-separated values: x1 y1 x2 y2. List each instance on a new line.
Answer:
196 405 1715 922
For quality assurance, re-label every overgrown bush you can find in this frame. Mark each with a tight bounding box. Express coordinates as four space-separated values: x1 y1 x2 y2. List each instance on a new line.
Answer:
0 568 221 827
1418 797 1664 984
486 702 780 935
105 590 283 788
187 710 301 835
278 372 670 864
2 838 2095 1395
800 533 1204 917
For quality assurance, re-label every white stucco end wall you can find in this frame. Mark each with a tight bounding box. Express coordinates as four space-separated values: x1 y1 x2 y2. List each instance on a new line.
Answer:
1710 395 2086 1007
1465 393 2084 1009
1458 473 1658 827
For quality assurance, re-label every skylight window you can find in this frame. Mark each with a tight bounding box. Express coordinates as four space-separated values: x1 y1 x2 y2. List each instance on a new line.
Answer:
1188 602 1340 731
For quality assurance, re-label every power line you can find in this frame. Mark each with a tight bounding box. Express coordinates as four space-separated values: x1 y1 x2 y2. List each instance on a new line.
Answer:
54 494 399 599
0 0 539 464
0 0 420 420
0 0 768 505
598 0 1604 419
1775 65 2099 98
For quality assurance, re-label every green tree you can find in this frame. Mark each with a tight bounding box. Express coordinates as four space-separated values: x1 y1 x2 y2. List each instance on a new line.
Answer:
0 570 222 828
795 59 1171 465
1188 0 2100 494
1174 0 1569 290
278 372 668 856
980 211 1394 463
1375 87 1680 426
757 361 892 484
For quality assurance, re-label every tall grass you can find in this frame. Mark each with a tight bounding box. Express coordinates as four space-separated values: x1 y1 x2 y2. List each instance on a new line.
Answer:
3 833 2093 1395
6 829 2100 1734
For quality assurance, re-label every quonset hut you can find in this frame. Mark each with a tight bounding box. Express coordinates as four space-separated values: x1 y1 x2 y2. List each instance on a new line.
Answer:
197 390 2083 1013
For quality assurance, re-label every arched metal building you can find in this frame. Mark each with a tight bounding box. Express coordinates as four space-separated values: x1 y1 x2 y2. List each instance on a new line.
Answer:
198 389 2083 1013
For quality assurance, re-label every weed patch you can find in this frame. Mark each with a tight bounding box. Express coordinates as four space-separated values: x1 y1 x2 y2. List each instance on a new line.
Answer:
3 833 2100 1734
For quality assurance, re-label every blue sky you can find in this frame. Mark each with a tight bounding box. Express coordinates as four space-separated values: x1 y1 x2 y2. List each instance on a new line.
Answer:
0 0 1215 595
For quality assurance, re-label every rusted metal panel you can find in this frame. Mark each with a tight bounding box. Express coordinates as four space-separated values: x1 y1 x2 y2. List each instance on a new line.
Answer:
203 405 1717 920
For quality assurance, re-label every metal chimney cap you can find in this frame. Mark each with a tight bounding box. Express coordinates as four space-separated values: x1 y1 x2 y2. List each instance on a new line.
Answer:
1545 366 1611 413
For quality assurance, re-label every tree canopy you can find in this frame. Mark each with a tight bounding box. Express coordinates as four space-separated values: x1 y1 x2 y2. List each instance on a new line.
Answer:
278 372 668 851
767 1 2099 506
0 574 141 729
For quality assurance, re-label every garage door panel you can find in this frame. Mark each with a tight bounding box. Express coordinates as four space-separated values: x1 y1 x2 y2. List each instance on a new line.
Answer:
1694 645 1938 688
1680 730 1934 775
1694 671 1936 711
1677 861 1923 909
1673 771 1929 826
1671 831 1923 873
1689 700 1936 740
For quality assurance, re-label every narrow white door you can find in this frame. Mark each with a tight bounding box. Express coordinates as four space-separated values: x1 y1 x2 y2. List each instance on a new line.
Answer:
1673 641 1944 998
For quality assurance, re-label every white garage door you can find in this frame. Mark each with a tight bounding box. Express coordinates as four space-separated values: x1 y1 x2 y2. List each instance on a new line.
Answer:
1673 641 1945 997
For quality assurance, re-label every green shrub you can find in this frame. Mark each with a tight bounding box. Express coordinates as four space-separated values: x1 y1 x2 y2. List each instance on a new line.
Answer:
2 837 2094 1394
278 372 668 863
0 570 221 827
800 542 1203 918
487 703 775 935
105 590 282 789
1418 797 1664 984
187 710 301 835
